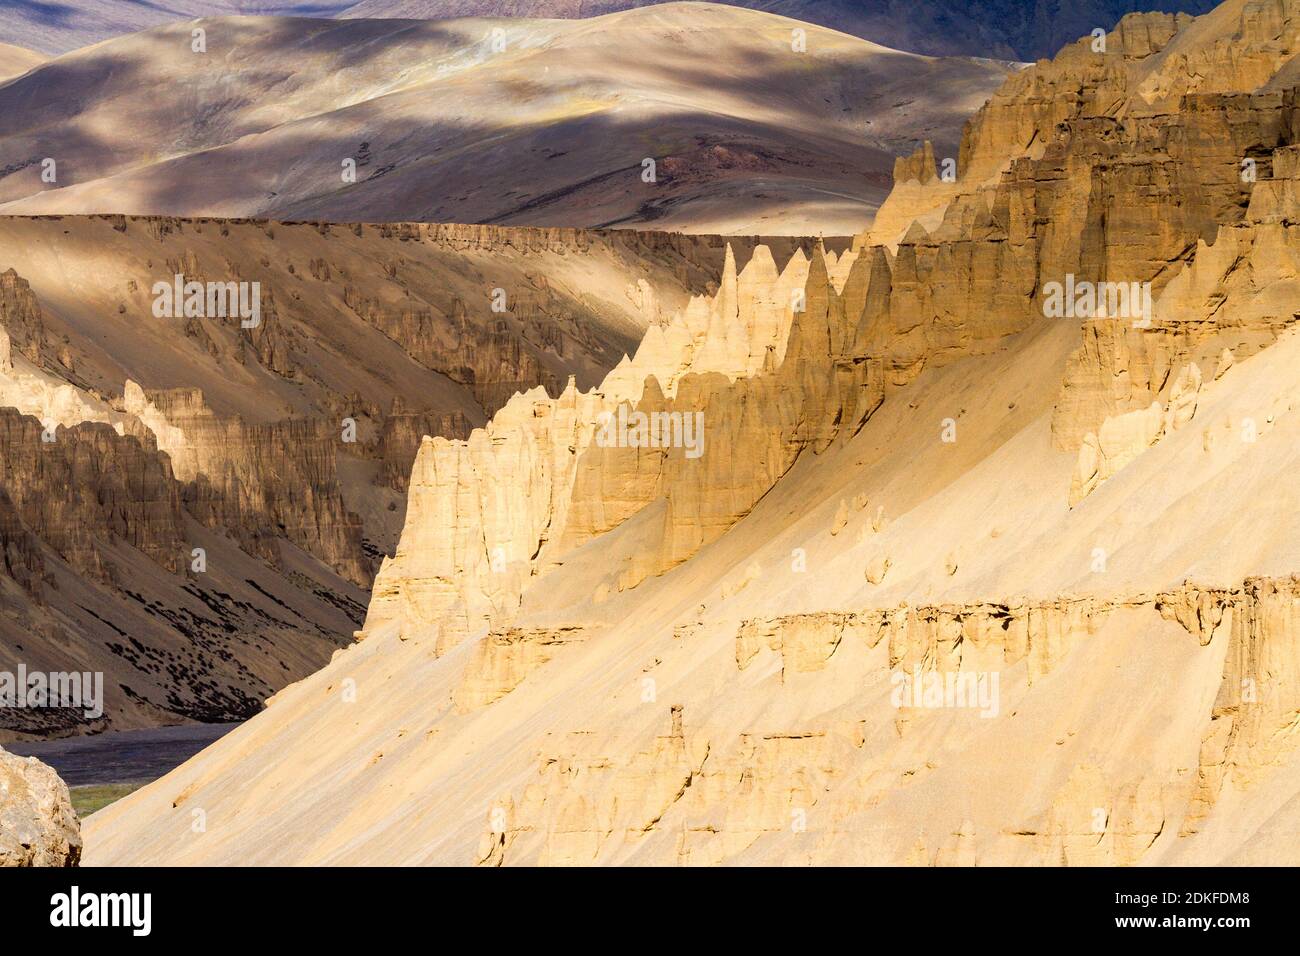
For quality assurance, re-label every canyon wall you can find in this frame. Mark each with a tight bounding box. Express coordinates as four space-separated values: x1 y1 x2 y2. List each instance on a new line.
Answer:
76 0 1300 865
0 216 750 735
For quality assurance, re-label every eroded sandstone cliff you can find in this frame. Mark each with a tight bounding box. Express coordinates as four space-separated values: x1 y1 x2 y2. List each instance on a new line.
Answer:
0 216 759 734
81 0 1300 865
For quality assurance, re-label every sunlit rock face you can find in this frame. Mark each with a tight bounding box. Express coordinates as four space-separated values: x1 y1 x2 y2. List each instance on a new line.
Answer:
37 0 1300 866
0 214 756 735
0 747 80 867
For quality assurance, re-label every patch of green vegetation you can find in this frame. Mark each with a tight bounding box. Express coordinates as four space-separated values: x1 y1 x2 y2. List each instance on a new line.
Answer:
70 782 145 818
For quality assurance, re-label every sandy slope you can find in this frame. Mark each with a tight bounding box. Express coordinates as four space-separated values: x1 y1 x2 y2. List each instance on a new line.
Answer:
0 1 352 56
0 5 1011 234
0 42 47 81
81 306 1300 865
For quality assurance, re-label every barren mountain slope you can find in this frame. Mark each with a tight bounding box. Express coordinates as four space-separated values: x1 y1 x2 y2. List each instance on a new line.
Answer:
0 1 351 56
0 43 46 81
0 0 1217 60
0 6 1012 234
85 0 1300 865
346 0 1221 60
0 214 787 737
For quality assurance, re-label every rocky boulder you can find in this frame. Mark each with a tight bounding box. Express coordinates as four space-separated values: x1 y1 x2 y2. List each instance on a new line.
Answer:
0 745 81 867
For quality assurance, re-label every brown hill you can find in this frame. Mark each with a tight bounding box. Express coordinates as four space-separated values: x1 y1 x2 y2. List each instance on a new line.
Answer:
0 42 47 81
0 0 1218 60
0 6 1011 235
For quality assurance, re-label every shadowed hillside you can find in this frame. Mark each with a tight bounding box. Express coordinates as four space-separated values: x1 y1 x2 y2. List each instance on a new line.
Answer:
0 6 1012 234
0 0 1219 59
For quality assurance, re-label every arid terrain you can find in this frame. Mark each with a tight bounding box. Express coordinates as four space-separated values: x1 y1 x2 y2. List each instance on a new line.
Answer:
72 0 1300 866
0 212 831 738
0 43 45 81
0 6 1012 234
0 0 1219 59
1 0 1298 871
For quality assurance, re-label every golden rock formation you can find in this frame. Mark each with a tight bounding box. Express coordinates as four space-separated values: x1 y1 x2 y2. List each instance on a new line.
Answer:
0 216 741 732
77 0 1300 866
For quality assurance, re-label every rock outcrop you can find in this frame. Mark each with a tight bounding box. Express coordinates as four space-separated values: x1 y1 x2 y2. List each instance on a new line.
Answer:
134 387 370 586
736 594 1109 687
0 408 186 581
361 243 877 648
454 625 587 711
0 214 741 734
471 579 1298 866
1165 577 1300 833
365 0 1300 652
0 746 80 866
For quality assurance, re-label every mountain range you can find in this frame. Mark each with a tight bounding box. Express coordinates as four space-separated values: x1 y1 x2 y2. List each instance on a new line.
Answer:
0 0 1219 58
0 5 1012 234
